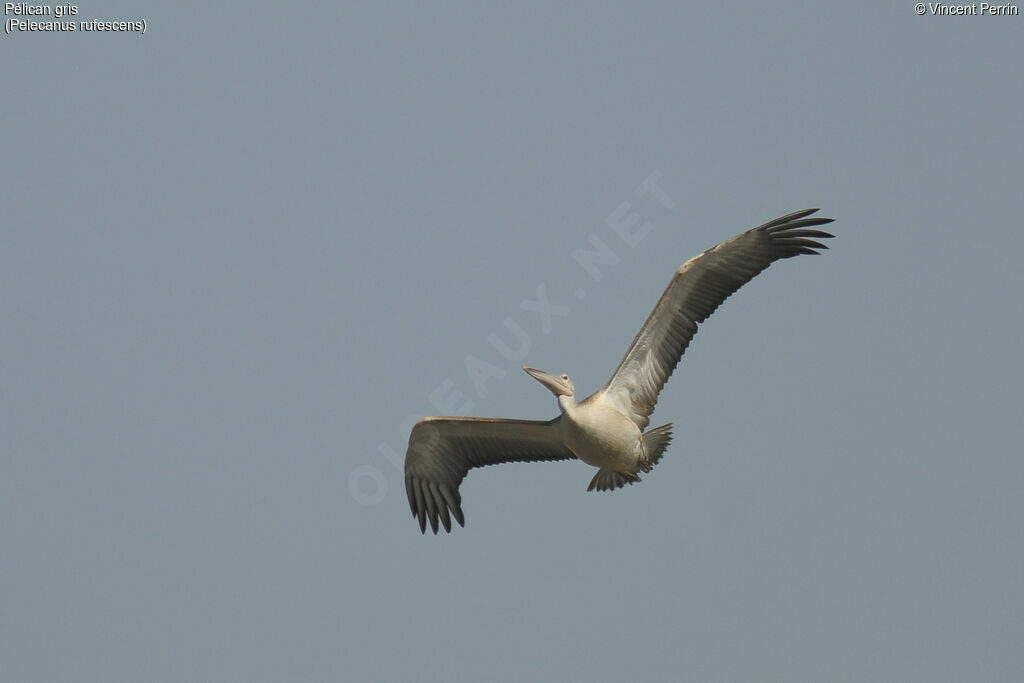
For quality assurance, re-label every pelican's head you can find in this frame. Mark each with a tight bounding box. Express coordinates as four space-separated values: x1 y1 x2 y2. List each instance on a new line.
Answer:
523 366 575 398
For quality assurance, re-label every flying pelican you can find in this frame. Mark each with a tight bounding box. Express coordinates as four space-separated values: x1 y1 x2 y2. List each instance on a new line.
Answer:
405 208 834 533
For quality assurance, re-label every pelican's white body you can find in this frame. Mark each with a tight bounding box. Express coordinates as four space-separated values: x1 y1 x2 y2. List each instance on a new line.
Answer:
556 393 645 472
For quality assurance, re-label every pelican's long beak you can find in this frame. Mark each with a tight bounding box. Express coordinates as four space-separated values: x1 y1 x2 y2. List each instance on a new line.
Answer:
522 366 572 397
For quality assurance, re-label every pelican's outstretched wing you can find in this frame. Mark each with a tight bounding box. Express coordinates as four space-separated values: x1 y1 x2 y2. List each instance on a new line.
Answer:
404 416 576 533
603 209 834 430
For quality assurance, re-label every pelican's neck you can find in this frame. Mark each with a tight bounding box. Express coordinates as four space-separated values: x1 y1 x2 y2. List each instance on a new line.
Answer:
558 394 577 415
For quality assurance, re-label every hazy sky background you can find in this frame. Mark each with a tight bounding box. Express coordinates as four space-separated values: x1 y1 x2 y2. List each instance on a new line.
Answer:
3 2 1022 681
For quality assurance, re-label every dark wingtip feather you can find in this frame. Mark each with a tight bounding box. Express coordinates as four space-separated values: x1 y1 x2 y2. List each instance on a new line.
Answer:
425 501 439 534
766 218 834 234
438 507 451 533
758 208 821 231
765 210 836 258
781 229 834 239
780 207 821 222
405 477 417 517
411 479 427 532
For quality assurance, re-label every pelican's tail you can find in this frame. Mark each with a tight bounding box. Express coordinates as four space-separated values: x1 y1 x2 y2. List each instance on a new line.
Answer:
642 423 673 469
587 469 641 492
586 423 673 492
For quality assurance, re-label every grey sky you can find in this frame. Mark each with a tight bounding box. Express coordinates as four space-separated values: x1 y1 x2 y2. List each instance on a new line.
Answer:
2 2 1022 681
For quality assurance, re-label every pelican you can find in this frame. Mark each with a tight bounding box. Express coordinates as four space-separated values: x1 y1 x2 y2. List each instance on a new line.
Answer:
405 208 834 533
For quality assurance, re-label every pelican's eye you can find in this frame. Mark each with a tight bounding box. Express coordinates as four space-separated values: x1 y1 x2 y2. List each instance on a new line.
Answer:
560 375 568 380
